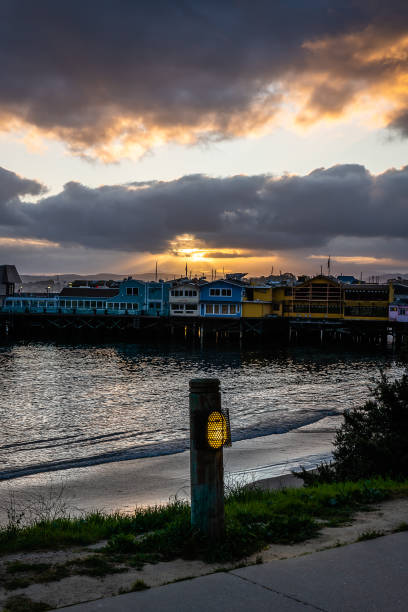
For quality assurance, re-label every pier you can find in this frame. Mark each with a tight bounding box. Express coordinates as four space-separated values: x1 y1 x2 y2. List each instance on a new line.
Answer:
1 310 406 347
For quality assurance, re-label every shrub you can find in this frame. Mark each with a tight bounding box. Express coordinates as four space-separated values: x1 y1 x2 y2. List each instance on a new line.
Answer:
298 372 408 483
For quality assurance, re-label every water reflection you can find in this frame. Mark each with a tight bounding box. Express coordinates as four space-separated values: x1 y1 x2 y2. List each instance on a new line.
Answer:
0 340 404 480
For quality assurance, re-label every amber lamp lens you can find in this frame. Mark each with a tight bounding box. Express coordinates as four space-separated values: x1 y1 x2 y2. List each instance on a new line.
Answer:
207 411 227 449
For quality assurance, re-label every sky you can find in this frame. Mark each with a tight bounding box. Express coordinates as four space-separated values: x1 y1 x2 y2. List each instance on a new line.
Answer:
1 0 408 278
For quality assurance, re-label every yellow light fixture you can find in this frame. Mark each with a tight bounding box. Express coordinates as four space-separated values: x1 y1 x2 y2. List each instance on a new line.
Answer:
207 410 228 449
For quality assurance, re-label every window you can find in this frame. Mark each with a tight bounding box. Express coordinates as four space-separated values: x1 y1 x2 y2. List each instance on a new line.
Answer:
72 301 77 308
213 304 219 314
126 287 139 296
222 289 232 296
185 304 197 310
230 304 236 314
149 302 161 309
120 303 127 309
171 303 180 310
210 288 221 296
97 301 102 308
192 290 197 296
84 301 90 308
222 304 228 314
205 304 213 314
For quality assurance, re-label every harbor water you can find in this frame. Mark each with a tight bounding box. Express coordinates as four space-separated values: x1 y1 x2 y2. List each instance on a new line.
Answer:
0 341 405 481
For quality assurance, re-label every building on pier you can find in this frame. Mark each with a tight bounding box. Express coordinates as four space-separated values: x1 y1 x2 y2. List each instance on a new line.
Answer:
343 283 391 321
277 275 343 319
104 278 171 316
199 280 244 317
389 282 408 323
242 285 274 318
169 278 206 316
2 295 59 312
0 265 22 306
271 275 393 322
59 287 119 314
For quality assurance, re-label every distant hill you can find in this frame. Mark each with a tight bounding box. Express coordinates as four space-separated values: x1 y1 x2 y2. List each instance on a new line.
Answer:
20 271 180 292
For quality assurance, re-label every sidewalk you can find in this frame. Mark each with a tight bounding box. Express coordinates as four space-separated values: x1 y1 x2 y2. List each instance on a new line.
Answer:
55 531 408 611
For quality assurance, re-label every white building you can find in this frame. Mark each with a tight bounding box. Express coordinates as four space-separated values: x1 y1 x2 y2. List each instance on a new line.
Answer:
169 280 202 316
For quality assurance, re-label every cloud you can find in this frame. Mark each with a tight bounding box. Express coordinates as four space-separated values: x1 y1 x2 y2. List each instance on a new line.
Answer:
1 2 408 159
0 166 45 226
1 163 408 270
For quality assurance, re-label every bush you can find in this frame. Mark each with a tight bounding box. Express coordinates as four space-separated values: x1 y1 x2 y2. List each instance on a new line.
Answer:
298 372 408 483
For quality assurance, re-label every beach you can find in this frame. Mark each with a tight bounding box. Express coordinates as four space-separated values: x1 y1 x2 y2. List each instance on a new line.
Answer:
0 416 338 524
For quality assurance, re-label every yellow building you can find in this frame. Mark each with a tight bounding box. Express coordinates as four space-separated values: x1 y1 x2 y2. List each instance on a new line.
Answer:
343 283 392 321
277 276 343 320
242 286 274 318
270 276 393 322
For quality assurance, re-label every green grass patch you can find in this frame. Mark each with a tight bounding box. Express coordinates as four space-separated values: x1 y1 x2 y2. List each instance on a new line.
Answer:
357 530 385 541
0 500 189 555
3 595 52 612
128 579 150 591
0 556 128 591
68 555 127 578
1 478 407 565
393 522 408 533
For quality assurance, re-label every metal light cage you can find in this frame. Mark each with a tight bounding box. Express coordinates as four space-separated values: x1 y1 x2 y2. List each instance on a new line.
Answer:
206 408 232 449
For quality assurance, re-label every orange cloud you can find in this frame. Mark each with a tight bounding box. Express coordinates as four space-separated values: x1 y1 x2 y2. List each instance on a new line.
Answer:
295 27 408 127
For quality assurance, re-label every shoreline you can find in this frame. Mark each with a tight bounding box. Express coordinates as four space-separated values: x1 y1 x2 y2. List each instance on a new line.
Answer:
0 417 337 524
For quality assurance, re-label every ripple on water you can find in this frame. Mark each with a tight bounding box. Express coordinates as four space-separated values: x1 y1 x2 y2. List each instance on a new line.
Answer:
0 341 403 479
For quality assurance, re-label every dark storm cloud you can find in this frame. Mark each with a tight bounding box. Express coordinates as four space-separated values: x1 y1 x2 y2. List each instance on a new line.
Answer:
0 166 45 225
1 163 408 260
1 1 408 157
388 110 408 138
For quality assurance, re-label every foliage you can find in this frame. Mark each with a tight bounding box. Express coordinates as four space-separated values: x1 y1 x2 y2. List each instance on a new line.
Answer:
297 372 408 483
3 595 52 612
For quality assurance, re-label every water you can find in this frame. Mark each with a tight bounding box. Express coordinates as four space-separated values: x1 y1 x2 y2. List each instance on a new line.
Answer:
0 341 404 480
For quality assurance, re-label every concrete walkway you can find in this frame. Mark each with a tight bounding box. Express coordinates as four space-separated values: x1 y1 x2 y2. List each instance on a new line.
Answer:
56 532 408 611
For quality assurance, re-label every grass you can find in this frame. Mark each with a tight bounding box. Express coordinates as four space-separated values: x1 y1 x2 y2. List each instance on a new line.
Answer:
0 556 128 591
128 579 150 591
357 530 385 541
3 595 52 612
0 501 188 555
1 478 408 567
393 522 408 533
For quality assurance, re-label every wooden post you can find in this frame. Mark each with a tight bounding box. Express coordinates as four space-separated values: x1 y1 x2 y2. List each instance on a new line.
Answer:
189 378 224 539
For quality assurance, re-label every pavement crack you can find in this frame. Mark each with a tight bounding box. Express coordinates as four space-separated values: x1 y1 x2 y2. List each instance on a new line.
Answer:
230 571 328 611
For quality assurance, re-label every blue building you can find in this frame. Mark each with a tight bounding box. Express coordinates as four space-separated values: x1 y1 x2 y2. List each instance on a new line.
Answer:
199 280 244 317
2 278 172 316
106 279 171 316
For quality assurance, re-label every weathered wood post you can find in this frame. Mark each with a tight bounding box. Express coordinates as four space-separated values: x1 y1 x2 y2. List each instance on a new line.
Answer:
189 378 230 539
